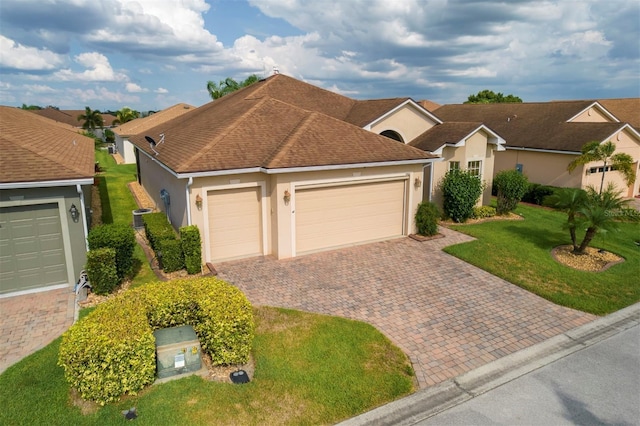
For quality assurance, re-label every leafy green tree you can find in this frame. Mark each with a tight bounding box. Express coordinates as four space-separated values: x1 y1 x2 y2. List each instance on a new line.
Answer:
464 90 522 104
575 184 629 254
207 74 261 100
20 104 42 110
544 188 588 252
493 170 529 215
568 140 636 194
77 106 104 130
112 107 140 125
441 169 484 223
104 128 115 144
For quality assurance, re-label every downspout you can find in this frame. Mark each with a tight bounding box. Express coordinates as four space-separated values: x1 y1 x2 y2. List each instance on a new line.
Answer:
76 184 89 251
185 177 193 226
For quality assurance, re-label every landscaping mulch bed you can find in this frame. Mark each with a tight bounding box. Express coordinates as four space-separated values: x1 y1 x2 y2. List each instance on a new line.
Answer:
551 245 624 272
440 212 523 226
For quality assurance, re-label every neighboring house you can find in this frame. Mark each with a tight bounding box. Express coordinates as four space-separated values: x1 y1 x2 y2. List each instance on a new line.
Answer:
31 107 117 129
112 103 195 164
409 123 505 206
129 74 438 264
434 100 640 197
0 106 95 296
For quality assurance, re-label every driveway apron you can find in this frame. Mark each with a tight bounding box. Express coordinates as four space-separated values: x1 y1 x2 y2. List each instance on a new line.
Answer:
216 227 596 388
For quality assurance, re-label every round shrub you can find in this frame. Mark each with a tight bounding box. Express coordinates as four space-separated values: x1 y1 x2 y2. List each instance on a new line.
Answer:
494 170 529 215
415 201 440 236
85 247 119 295
87 224 135 281
59 277 255 405
441 169 484 223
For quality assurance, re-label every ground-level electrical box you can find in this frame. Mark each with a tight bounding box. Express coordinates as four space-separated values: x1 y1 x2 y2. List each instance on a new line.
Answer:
153 325 202 380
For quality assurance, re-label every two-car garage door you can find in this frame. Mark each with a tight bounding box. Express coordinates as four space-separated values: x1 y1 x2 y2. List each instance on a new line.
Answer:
0 203 68 294
295 179 406 254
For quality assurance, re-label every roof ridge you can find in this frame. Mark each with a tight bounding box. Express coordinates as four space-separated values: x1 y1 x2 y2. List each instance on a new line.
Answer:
175 97 271 171
263 109 317 168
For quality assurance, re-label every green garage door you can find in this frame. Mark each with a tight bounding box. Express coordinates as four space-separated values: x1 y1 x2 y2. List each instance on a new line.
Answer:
0 203 68 294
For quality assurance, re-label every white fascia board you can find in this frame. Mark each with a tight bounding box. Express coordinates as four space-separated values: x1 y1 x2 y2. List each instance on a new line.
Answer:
603 124 640 143
363 99 443 130
505 146 580 155
0 178 93 190
566 101 619 123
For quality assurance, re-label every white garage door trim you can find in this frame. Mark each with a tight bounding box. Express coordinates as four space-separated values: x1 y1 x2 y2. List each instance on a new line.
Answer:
0 197 75 297
291 174 411 256
202 181 268 263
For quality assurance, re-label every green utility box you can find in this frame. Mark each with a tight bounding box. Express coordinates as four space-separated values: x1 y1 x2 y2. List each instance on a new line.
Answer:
153 325 202 380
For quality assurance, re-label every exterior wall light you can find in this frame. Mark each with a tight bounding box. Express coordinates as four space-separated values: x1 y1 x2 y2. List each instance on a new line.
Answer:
414 177 422 188
69 204 80 222
195 194 203 210
283 190 291 204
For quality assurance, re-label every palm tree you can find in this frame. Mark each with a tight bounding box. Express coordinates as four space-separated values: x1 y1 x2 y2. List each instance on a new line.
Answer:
544 188 587 252
568 140 636 194
77 106 104 131
113 107 140 125
574 183 629 254
206 74 261 100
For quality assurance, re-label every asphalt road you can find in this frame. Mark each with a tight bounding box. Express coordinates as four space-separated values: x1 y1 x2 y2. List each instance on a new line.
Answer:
419 324 640 426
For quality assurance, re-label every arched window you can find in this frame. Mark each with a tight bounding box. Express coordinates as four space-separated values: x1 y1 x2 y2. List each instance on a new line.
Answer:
380 130 404 143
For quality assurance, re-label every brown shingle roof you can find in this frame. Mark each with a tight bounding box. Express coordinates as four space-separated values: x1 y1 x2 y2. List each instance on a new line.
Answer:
409 122 486 152
598 98 640 128
433 101 631 152
0 106 95 184
129 76 435 174
31 108 117 127
113 103 195 136
345 98 410 127
418 100 441 112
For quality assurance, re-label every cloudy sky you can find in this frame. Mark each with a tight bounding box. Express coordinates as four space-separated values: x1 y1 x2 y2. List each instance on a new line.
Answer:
1 0 638 111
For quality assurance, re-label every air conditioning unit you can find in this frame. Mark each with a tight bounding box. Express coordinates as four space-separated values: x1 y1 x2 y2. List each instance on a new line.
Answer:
107 144 116 154
132 208 153 229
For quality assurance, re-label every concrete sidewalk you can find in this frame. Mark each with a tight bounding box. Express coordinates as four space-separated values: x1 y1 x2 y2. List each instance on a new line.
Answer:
338 302 640 426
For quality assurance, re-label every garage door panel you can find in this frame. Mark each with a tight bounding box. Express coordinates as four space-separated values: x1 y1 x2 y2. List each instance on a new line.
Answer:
0 203 68 294
208 187 263 262
296 180 405 254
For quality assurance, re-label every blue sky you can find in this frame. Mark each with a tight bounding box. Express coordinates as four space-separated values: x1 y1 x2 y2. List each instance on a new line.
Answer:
1 0 638 112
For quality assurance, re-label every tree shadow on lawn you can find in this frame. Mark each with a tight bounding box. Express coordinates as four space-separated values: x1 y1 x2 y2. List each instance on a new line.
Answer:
501 224 569 250
96 176 113 224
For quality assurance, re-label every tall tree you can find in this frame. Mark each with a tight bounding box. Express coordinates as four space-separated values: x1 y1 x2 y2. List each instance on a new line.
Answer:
20 104 42 110
567 140 636 194
113 107 140 125
77 106 104 130
206 74 261 100
464 90 522 104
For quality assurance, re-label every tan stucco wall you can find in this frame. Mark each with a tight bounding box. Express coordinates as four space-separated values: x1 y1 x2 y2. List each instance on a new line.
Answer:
429 131 497 208
186 164 426 262
571 106 613 123
369 104 438 143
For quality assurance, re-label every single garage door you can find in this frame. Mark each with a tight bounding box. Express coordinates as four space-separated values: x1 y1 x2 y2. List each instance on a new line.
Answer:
0 203 68 294
207 187 263 262
295 179 406 254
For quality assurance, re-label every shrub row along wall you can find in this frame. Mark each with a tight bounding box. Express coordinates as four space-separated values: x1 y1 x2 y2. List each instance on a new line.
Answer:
86 224 136 294
58 277 255 405
142 213 202 274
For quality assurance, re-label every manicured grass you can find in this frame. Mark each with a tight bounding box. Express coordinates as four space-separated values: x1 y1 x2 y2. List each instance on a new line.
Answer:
94 149 155 287
444 203 640 315
0 307 415 425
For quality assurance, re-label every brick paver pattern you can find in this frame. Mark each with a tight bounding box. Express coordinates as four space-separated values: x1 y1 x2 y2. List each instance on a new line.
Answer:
216 227 596 388
0 288 75 373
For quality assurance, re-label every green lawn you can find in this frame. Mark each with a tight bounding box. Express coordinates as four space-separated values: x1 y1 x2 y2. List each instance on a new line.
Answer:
94 149 156 287
444 203 640 315
0 307 414 425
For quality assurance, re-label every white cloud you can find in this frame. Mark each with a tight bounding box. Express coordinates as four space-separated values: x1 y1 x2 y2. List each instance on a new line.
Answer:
155 87 168 94
0 35 65 70
23 84 57 93
126 82 148 93
54 52 128 82
68 86 140 104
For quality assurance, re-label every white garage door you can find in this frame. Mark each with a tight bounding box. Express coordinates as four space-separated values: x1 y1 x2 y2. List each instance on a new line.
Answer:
295 179 406 254
207 187 263 262
0 203 68 294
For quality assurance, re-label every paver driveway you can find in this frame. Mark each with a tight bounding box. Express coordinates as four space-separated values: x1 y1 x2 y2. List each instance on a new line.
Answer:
216 227 596 388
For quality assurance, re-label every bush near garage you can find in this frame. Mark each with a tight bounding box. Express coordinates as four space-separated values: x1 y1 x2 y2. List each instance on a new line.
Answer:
58 277 255 405
87 224 135 281
85 248 119 295
415 201 440 236
180 225 203 274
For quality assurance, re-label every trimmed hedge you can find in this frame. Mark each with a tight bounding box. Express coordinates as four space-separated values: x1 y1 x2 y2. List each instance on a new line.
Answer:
472 205 497 219
59 277 255 405
494 170 529 215
85 248 119 295
441 169 484 223
415 202 440 236
87 224 135 281
142 212 177 252
522 183 557 205
180 225 202 274
159 239 184 272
